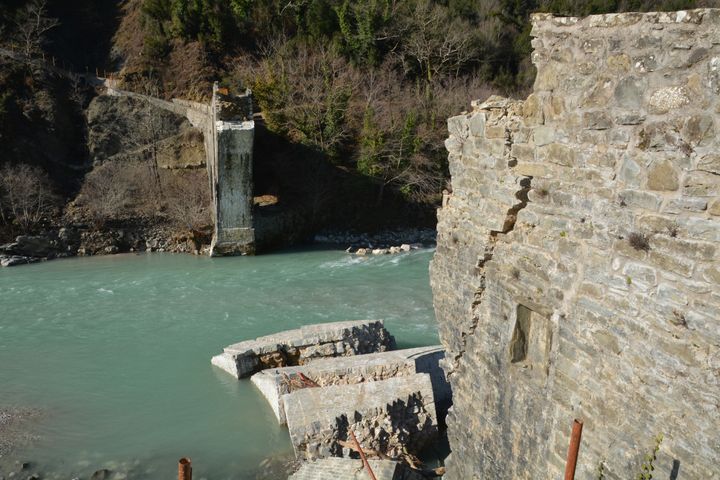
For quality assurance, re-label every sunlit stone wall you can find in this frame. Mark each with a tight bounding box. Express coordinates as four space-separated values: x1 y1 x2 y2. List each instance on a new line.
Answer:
431 9 720 479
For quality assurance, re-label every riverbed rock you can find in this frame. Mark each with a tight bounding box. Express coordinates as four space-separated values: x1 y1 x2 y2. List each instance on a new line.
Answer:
0 236 52 257
0 256 39 267
90 469 111 480
314 229 436 249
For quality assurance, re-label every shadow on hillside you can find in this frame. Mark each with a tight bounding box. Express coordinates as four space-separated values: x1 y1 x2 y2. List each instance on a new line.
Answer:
253 119 437 247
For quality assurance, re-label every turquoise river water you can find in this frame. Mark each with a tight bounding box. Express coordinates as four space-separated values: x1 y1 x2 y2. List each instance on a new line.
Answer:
0 248 439 479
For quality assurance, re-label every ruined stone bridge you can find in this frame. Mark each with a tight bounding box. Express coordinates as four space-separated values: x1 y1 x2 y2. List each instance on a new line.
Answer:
0 47 256 256
105 84 256 256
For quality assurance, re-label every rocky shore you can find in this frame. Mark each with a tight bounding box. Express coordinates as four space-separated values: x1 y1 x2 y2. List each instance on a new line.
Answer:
0 225 209 268
1 227 437 267
313 228 436 253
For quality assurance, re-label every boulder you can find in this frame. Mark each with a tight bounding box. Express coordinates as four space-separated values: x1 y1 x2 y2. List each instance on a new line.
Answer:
1 236 52 257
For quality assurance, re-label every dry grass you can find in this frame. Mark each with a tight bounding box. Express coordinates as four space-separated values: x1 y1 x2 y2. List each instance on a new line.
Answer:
628 232 650 252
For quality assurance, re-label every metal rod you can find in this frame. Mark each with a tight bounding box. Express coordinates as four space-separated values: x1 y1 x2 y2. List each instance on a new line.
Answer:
349 430 377 480
178 457 192 480
564 419 584 480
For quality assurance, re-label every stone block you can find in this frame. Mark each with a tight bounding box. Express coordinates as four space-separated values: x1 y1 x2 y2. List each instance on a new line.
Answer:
648 86 690 114
615 113 645 125
211 320 396 378
583 111 613 130
250 346 449 424
289 457 425 480
684 171 720 196
681 114 714 147
618 190 662 211
664 197 708 213
514 162 551 178
698 154 720 175
522 94 544 126
511 143 535 163
646 160 679 191
539 143 576 166
614 76 645 108
709 199 720 216
607 53 631 72
468 112 486 137
283 374 438 461
647 250 694 277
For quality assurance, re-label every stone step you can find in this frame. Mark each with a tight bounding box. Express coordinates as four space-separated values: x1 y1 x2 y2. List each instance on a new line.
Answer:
283 373 438 462
251 346 449 424
288 457 425 480
211 320 396 378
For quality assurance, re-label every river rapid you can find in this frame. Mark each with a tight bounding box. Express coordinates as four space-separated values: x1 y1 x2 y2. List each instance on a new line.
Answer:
0 248 439 479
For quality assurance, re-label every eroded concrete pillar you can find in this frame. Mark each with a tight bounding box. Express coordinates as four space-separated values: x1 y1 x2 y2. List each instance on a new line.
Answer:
209 84 255 256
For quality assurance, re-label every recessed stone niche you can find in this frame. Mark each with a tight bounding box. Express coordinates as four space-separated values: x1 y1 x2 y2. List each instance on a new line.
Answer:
509 304 552 378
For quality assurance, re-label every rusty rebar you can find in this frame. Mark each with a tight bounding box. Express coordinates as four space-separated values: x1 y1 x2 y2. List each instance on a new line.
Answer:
349 430 378 480
178 457 192 480
564 419 584 480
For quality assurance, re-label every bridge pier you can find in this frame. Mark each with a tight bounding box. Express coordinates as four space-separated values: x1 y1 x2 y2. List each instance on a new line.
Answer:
208 84 255 256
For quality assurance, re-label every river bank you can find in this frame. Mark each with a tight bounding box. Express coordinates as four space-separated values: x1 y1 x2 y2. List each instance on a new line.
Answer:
1 227 436 267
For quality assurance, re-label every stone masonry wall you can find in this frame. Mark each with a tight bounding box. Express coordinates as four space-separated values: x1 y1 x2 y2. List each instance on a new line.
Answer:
431 9 720 480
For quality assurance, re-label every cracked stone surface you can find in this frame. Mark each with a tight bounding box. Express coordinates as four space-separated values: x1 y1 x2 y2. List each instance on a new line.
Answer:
251 345 448 424
283 374 437 462
430 9 720 480
288 457 425 480
211 320 396 378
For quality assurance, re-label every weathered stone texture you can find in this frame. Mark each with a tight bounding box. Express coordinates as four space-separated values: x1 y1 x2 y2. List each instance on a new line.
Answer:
283 374 438 462
251 345 448 424
288 457 424 480
211 320 396 378
209 86 256 256
431 9 720 480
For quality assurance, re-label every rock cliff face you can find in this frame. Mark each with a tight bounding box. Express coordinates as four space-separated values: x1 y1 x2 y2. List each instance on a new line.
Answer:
87 95 205 168
430 9 720 480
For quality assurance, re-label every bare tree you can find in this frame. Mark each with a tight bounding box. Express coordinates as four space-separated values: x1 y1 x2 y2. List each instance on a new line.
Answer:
356 62 494 204
396 0 480 83
14 0 59 58
240 41 358 160
0 163 59 232
163 170 212 234
76 161 136 227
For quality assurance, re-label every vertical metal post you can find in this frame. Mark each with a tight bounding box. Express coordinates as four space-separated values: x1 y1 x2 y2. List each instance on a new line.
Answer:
178 457 192 480
349 430 378 480
564 419 583 480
